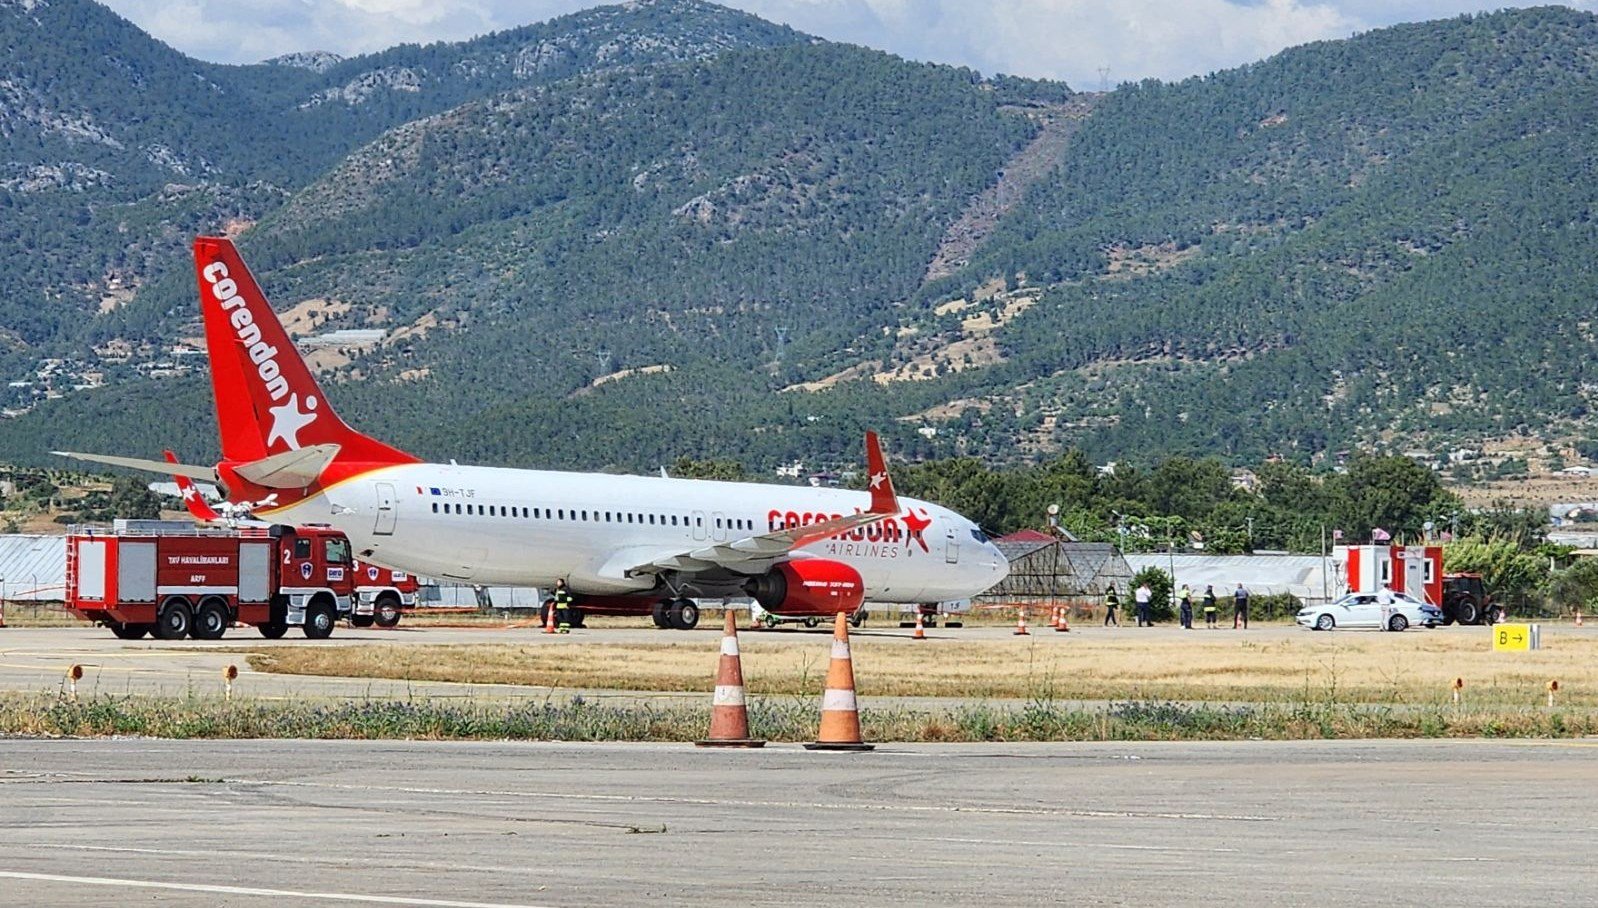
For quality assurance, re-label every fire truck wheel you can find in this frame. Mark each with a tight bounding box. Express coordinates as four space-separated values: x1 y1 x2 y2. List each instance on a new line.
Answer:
109 622 149 640
154 598 193 640
303 601 337 639
803 616 821 628
350 614 376 628
373 595 403 628
192 600 230 640
258 622 288 639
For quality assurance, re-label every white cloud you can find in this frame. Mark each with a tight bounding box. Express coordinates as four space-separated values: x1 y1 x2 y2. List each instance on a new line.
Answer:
98 0 1598 87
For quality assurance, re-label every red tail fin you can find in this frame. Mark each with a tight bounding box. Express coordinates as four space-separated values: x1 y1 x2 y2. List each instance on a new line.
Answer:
194 237 416 468
165 450 220 523
864 431 899 515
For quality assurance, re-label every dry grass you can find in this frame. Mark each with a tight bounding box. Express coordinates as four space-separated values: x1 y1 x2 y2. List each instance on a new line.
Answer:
245 630 1598 708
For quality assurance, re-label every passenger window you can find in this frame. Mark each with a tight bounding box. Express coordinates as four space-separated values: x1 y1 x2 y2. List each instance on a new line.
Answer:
671 515 678 526
431 502 439 514
582 510 588 521
649 515 656 525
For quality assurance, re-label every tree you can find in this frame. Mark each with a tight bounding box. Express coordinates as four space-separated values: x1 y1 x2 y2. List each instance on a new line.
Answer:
107 476 163 520
1545 559 1598 616
1131 565 1174 623
1324 455 1459 543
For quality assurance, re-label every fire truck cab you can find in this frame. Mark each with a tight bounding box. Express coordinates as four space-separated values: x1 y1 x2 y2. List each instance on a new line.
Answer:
350 561 418 628
66 522 356 640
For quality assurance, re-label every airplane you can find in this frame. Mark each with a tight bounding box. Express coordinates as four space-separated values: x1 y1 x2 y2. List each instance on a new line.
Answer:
58 236 1010 630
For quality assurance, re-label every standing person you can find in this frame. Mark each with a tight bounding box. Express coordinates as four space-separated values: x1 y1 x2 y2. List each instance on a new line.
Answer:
1233 583 1250 630
1135 582 1152 627
1103 586 1120 627
1202 584 1218 628
553 577 575 634
1178 584 1193 629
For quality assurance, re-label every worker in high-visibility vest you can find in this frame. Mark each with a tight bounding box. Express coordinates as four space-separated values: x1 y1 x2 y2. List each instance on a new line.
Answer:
553 578 575 634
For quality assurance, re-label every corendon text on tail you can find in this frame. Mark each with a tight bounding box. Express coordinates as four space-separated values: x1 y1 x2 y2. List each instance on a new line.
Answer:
56 237 1009 629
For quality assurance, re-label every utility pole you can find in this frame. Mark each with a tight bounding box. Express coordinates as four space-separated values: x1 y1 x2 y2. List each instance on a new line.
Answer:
1097 66 1111 92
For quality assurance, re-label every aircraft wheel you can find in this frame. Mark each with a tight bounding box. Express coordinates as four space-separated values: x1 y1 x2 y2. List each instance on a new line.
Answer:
669 598 700 630
258 622 288 639
850 611 867 629
651 601 671 628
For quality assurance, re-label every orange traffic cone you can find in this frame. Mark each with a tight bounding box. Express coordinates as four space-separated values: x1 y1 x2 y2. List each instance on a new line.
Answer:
543 600 557 635
1055 604 1070 633
1013 608 1030 636
805 612 873 751
697 610 766 748
912 612 927 640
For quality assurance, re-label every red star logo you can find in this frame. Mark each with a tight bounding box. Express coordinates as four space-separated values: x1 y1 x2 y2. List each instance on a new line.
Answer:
901 508 932 554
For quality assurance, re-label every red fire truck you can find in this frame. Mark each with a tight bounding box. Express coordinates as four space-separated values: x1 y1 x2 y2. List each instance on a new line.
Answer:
65 523 355 640
350 562 419 628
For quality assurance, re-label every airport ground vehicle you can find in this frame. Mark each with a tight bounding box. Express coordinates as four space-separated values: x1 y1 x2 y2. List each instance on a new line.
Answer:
1297 591 1442 632
350 562 418 627
65 522 355 639
1440 573 1501 625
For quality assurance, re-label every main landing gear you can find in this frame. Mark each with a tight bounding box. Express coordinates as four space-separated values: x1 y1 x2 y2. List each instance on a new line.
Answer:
652 597 700 630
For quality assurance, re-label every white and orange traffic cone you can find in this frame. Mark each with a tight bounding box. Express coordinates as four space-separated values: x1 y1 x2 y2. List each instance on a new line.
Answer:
912 611 927 640
543 601 558 635
1013 608 1030 636
697 610 766 748
805 612 873 752
1055 604 1070 633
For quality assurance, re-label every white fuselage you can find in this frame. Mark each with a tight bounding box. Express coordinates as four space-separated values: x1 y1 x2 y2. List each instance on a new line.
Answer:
262 463 1009 604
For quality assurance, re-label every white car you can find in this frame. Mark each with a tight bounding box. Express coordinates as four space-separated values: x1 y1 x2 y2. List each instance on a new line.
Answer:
1297 592 1443 632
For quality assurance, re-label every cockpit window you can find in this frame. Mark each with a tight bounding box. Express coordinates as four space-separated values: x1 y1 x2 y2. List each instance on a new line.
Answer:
970 527 990 544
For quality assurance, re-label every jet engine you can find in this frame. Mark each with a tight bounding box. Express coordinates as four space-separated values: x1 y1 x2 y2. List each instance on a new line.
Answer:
744 560 865 617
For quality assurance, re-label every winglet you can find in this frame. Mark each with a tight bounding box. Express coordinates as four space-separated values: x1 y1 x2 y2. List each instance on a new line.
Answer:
865 430 899 515
164 450 220 523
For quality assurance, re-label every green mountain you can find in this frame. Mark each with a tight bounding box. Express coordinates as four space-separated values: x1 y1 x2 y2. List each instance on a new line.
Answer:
4 2 1598 478
0 0 806 362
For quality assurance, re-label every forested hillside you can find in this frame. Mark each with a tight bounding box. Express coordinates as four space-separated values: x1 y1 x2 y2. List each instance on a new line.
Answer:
3 2 1598 478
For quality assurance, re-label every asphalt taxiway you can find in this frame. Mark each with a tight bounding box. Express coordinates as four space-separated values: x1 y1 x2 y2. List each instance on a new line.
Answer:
2 737 1596 906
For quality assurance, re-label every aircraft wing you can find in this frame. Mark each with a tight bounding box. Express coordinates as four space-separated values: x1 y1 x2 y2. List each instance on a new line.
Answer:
54 450 216 482
56 443 340 489
624 431 901 577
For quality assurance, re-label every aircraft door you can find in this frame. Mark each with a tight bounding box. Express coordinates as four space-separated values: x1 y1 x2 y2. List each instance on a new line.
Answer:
691 510 708 542
945 528 960 564
374 482 397 535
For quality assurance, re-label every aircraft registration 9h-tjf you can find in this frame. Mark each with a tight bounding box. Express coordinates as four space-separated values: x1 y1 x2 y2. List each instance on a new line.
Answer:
58 237 1009 629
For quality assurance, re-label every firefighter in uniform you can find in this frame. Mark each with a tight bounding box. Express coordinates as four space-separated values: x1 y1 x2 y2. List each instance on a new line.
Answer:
553 578 575 634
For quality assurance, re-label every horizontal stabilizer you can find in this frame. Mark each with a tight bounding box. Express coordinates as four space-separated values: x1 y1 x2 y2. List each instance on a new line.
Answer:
54 451 216 482
231 443 341 488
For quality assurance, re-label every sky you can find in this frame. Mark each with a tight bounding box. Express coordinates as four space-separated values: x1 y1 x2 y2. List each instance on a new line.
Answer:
99 0 1598 88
